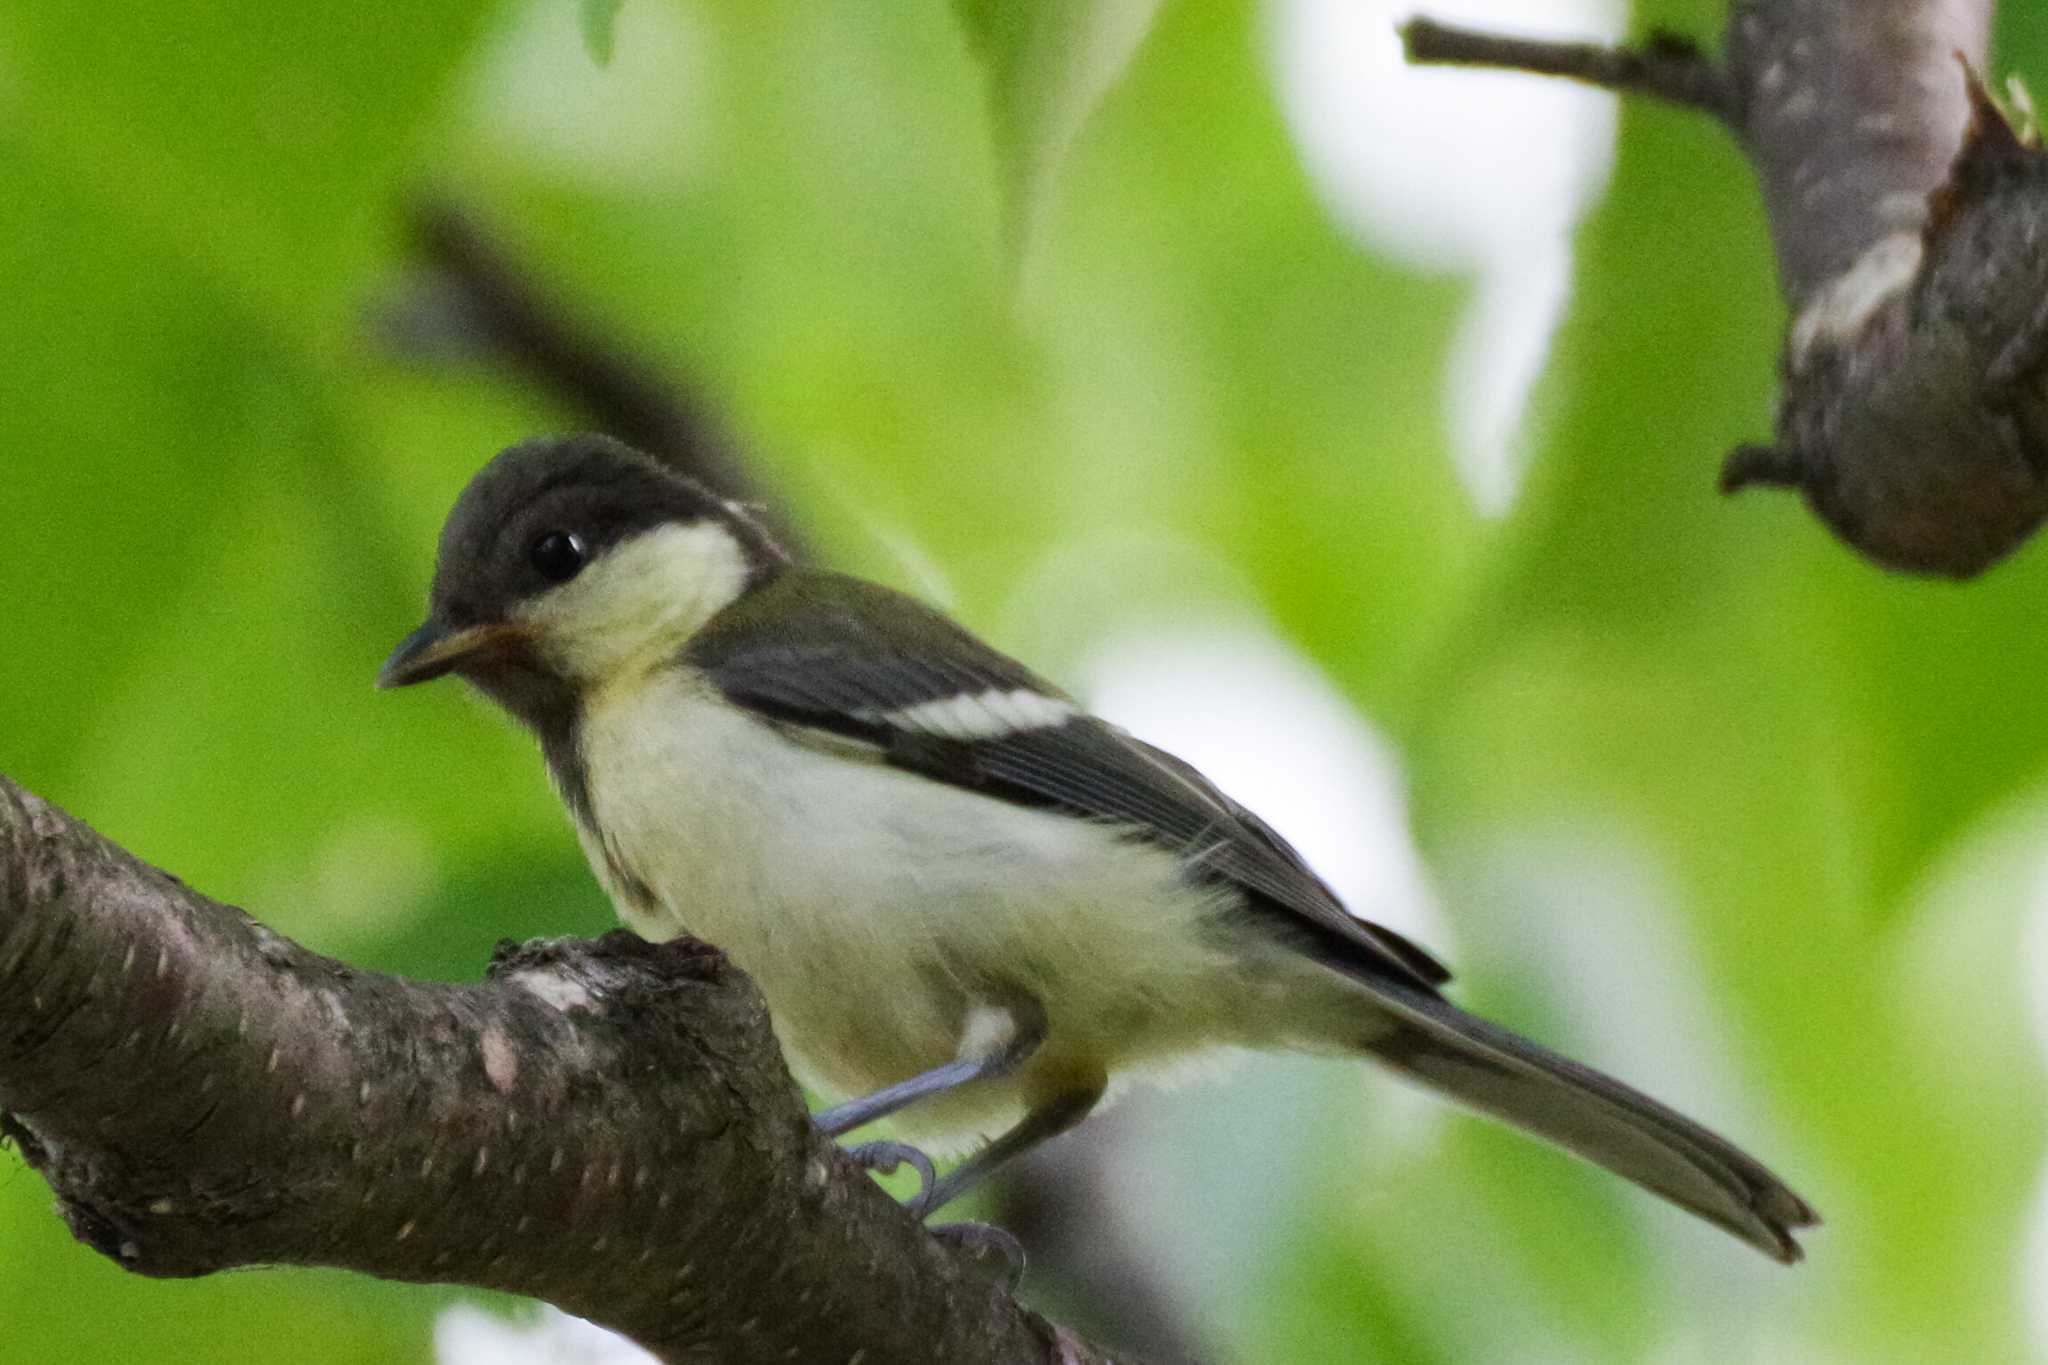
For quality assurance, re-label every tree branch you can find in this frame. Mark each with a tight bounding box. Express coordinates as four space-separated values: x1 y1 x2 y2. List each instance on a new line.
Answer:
1406 1 2048 580
0 774 1134 1365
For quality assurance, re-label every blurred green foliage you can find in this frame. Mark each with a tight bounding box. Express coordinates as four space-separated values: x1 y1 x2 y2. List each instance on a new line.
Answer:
6 0 2048 1361
581 0 626 64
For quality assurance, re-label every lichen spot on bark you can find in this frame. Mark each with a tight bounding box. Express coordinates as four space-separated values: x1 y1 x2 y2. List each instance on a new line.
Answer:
510 968 596 1014
481 1028 519 1094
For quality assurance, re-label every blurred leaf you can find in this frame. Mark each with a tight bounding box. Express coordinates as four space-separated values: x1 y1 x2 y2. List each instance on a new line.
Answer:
581 0 624 65
0 1171 446 1365
0 0 495 320
953 0 1164 266
346 847 617 982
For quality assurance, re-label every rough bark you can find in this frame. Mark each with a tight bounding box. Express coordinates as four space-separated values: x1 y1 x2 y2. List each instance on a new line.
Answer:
0 775 1136 1365
1407 0 2048 579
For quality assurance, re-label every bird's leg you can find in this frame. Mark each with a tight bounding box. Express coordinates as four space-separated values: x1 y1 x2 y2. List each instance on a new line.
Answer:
919 1085 1104 1290
914 1083 1104 1217
813 999 1046 1137
815 1000 1085 1254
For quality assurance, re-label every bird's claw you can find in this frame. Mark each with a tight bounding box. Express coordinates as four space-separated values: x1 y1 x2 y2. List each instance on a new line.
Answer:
843 1139 939 1213
835 1146 1024 1293
931 1221 1027 1290
840 1139 1027 1283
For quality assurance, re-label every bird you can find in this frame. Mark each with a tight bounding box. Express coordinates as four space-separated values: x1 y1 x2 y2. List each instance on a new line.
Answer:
378 432 1817 1262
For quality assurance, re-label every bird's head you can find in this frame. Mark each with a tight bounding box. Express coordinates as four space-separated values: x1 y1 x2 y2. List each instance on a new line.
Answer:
377 434 785 726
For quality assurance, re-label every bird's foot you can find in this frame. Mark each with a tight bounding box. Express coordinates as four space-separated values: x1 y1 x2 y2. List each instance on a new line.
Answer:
931 1221 1027 1290
842 1139 938 1213
839 1139 1026 1285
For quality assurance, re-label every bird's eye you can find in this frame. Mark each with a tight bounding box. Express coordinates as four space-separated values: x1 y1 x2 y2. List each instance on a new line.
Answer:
529 531 587 583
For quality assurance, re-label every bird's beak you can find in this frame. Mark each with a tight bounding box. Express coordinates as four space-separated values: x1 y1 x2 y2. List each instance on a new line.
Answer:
376 619 532 689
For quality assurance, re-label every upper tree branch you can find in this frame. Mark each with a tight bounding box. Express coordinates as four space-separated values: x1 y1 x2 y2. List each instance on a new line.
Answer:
1406 0 2048 580
1726 0 1989 308
0 775 1131 1365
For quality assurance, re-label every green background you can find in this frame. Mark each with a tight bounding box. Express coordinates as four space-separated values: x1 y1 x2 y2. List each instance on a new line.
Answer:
5 1 2048 1360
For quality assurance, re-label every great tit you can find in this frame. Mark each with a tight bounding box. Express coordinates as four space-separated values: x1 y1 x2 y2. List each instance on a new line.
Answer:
379 433 1816 1262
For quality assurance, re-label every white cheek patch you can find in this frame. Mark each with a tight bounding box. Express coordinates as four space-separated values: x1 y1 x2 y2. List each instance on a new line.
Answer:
865 688 1078 740
519 521 750 683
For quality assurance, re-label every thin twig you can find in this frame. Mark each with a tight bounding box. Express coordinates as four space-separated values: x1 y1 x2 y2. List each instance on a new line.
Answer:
1400 17 1736 122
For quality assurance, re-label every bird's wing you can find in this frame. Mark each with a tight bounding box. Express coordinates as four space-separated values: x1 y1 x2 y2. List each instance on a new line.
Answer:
685 570 1450 991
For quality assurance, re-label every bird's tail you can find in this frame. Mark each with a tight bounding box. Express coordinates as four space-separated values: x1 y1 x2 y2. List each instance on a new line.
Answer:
1361 983 1818 1262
